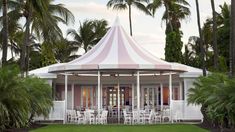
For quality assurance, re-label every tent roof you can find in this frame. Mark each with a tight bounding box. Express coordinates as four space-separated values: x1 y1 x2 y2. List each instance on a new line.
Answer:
49 17 186 73
29 63 65 78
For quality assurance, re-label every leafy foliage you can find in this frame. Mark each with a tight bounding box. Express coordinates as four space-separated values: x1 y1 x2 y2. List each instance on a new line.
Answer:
0 65 53 130
0 65 29 130
68 19 109 53
183 3 230 73
188 73 235 129
165 30 183 62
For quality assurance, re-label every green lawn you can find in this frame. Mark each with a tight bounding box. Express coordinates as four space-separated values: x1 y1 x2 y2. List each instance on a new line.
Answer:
30 124 208 132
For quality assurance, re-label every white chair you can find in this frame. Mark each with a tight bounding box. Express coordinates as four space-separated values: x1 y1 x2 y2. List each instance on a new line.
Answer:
67 110 77 123
139 110 145 124
132 110 139 124
154 111 162 123
101 110 108 124
123 110 132 124
88 110 96 124
76 111 85 124
144 110 154 124
162 108 171 122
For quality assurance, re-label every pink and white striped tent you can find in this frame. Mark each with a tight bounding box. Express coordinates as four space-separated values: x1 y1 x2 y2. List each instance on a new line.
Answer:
49 18 186 73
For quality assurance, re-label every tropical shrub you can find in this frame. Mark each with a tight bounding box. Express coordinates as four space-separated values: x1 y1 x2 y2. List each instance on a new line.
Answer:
188 73 235 130
0 65 29 130
0 65 53 130
23 77 53 123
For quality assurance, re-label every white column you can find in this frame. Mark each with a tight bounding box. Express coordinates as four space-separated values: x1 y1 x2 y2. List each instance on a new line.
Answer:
169 72 172 123
97 71 101 120
147 88 149 108
137 71 140 111
141 87 144 109
137 71 140 123
64 74 68 123
132 83 134 110
100 83 103 109
72 83 74 110
152 87 155 109
160 83 163 111
117 74 120 123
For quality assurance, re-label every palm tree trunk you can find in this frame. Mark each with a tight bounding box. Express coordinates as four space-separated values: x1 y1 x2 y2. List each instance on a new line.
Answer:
21 11 31 77
128 4 133 36
2 0 8 66
25 10 32 76
164 3 173 32
230 0 235 77
210 0 218 71
195 0 206 76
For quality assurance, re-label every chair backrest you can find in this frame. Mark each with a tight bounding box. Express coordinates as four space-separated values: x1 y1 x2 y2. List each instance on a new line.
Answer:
132 111 139 119
163 109 170 116
76 111 81 117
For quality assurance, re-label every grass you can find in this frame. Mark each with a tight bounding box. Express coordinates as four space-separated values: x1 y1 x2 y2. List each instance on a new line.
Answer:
30 124 208 132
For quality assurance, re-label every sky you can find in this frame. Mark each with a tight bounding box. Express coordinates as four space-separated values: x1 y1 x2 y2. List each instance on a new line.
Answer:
55 0 229 59
0 0 230 60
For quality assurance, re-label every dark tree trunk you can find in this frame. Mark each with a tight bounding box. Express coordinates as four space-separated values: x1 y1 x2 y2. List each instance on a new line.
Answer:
211 0 218 71
230 0 235 77
21 10 31 77
128 4 133 36
195 0 206 76
25 10 32 76
2 0 8 66
200 105 212 127
164 2 173 32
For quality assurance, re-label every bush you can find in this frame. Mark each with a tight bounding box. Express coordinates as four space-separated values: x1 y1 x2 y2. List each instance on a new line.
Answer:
188 73 235 129
0 65 53 130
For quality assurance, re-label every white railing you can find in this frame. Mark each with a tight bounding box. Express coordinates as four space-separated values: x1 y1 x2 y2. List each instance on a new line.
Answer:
34 101 65 122
171 100 202 121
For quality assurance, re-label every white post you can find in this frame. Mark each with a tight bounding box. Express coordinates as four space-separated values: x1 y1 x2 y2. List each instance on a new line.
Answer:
160 83 163 111
137 71 140 123
169 72 172 123
100 85 102 111
97 71 101 121
132 83 134 110
152 87 155 110
117 74 120 123
64 74 68 123
72 83 74 110
147 88 149 108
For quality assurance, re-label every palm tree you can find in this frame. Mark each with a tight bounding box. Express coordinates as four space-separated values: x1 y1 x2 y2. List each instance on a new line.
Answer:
68 19 109 53
195 0 206 76
148 0 190 32
210 0 218 70
1 0 8 66
0 0 74 76
231 0 235 77
53 39 80 63
107 0 150 36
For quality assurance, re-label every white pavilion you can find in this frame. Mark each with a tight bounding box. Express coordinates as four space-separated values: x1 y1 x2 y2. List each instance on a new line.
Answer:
30 18 203 123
